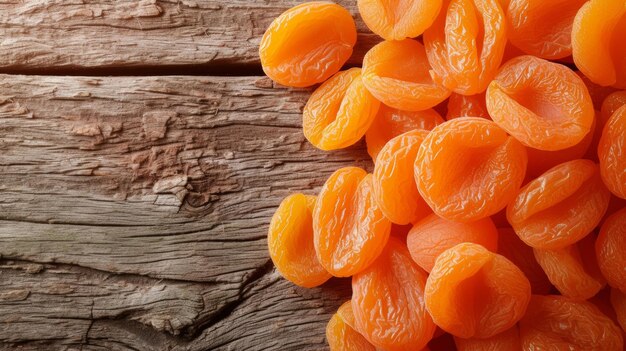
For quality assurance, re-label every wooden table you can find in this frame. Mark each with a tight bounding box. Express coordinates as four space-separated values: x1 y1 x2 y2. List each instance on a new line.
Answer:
0 1 380 350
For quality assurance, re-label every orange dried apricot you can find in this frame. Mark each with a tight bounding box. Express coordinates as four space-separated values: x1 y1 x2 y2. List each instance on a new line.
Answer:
596 207 626 292
366 105 444 161
406 214 498 273
519 295 624 350
415 118 527 222
357 0 442 40
373 130 432 225
445 93 490 120
534 233 606 300
601 91 626 125
313 167 391 277
303 68 380 151
572 0 626 88
506 0 586 60
598 105 626 199
362 39 451 112
259 2 356 87
327 301 376 351
268 194 331 288
352 238 436 351
497 227 553 295
425 243 531 339
578 70 619 109
507 159 611 249
611 288 626 332
486 55 594 151
454 326 521 351
424 0 507 95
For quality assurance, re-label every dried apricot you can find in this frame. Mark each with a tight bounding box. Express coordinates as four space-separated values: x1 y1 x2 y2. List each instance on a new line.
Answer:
352 238 436 351
497 228 553 295
454 326 521 351
327 302 376 351
486 55 594 151
362 39 451 112
601 91 626 125
572 0 626 88
596 207 626 292
268 194 331 288
313 167 391 277
445 93 490 120
357 0 442 40
303 68 380 151
406 214 498 273
611 288 626 332
259 2 356 87
425 243 531 339
534 233 606 300
366 105 444 161
507 159 611 249
415 118 527 222
506 0 586 59
373 130 432 225
424 0 507 95
519 295 624 350
598 105 626 199
578 70 619 109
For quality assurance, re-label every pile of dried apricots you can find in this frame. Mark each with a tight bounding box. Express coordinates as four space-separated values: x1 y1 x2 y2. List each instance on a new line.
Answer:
261 0 626 350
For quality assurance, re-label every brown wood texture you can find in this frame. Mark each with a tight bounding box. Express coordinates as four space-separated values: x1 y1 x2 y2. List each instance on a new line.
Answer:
0 74 372 350
0 0 378 73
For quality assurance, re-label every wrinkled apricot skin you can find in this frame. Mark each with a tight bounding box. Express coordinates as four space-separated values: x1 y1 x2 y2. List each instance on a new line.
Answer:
327 302 376 351
362 39 451 112
366 105 444 161
445 93 490 120
415 118 527 222
373 130 431 225
520 295 624 350
425 243 531 339
507 159 611 249
572 0 626 88
497 228 553 295
303 68 381 151
612 288 626 332
579 70 620 109
313 167 391 277
486 55 594 151
424 0 507 95
268 194 331 288
358 0 442 40
454 326 521 351
598 105 626 199
352 238 436 351
534 233 606 300
259 2 356 88
601 91 626 124
596 208 626 293
407 214 498 272
506 0 586 60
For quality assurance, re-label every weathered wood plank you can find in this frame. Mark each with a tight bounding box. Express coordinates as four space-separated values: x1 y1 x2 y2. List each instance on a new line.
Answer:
0 0 377 72
0 74 366 349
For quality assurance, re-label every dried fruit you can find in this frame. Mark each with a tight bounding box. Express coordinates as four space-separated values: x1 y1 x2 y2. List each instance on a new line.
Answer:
425 243 531 338
373 129 432 225
424 0 507 95
596 207 626 292
327 301 376 351
303 68 380 151
314 167 391 277
259 2 356 87
445 93 490 120
357 0 442 40
415 117 527 222
366 105 444 161
519 295 624 350
352 238 436 351
611 288 626 332
486 55 595 151
507 159 611 249
268 193 331 288
454 326 521 351
407 214 498 272
598 105 626 199
362 39 451 111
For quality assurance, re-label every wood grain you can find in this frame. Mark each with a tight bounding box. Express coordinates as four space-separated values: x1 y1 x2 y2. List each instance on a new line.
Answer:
0 74 368 349
0 0 378 72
